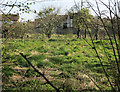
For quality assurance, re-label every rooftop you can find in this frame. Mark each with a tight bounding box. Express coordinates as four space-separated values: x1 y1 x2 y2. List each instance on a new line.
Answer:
0 13 19 21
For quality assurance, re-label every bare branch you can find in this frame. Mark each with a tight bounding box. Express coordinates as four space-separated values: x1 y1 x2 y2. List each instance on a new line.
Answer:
7 0 17 14
20 53 60 92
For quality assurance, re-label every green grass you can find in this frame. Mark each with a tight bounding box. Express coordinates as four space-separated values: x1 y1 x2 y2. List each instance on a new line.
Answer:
2 35 117 91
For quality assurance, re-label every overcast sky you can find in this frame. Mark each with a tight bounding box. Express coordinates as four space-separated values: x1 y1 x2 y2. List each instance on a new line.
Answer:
1 0 81 21
19 0 85 21
1 0 119 21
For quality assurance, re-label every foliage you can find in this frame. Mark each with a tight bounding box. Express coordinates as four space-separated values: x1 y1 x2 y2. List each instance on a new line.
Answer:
1 0 35 15
72 8 94 38
73 8 93 29
11 22 26 38
86 0 120 91
35 8 66 38
1 0 120 91
2 21 34 39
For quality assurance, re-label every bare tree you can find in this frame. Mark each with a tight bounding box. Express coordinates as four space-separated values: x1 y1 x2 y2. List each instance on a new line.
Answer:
85 0 120 91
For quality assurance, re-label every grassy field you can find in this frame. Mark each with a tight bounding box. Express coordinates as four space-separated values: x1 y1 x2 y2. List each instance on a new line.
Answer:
2 35 117 91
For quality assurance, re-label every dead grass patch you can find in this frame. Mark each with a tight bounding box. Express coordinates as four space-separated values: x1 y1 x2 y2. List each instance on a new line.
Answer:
31 51 40 55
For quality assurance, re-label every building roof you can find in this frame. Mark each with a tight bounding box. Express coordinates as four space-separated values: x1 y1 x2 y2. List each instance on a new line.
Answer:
0 13 19 21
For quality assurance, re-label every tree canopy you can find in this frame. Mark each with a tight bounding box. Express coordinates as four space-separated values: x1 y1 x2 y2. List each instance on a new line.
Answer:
35 7 66 38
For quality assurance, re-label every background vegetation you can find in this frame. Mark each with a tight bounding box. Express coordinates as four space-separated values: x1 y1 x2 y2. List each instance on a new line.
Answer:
1 0 120 91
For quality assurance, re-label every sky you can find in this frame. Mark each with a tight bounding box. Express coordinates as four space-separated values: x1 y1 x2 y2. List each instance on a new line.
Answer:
20 0 80 21
1 0 84 21
0 0 120 22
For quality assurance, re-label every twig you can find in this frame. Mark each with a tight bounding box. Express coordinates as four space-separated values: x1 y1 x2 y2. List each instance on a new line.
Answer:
20 53 60 92
85 18 115 91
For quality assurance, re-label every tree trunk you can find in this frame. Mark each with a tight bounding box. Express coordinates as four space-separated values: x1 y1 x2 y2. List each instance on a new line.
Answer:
85 29 87 38
95 20 99 40
47 33 51 38
95 25 98 40
95 31 98 40
118 30 120 43
77 28 80 39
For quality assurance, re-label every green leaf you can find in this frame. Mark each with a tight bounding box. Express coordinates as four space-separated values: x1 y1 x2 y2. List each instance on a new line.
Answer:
3 14 5 17
49 8 53 11
46 10 49 13
38 12 42 16
27 7 30 9
34 10 37 13
18 5 21 7
7 19 11 22
86 19 90 22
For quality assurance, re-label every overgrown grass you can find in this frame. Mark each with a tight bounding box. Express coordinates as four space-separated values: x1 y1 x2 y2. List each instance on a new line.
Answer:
2 35 116 91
